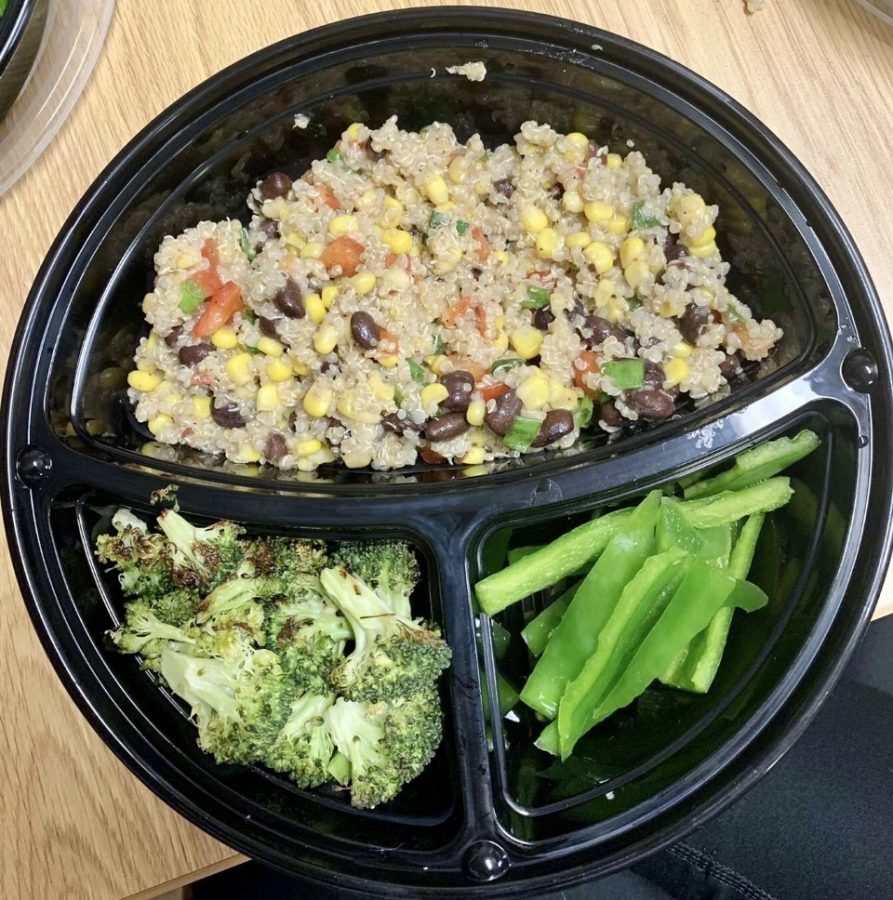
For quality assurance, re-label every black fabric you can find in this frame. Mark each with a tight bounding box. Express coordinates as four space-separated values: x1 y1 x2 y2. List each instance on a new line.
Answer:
192 618 893 900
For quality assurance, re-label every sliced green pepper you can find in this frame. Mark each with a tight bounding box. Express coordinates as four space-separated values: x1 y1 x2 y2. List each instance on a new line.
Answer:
679 477 793 528
683 430 820 499
239 227 256 260
407 358 427 384
456 219 470 236
521 582 576 656
522 285 551 309
178 280 205 314
657 501 732 567
507 545 541 565
482 670 521 720
491 620 512 661
428 210 449 229
490 357 524 375
573 396 594 429
602 359 645 390
475 507 634 616
519 491 661 719
504 415 542 452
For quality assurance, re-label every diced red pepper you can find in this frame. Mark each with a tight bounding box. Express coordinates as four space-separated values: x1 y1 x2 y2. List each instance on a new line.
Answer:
192 281 243 337
474 304 488 337
385 252 412 272
201 239 220 270
449 355 487 382
317 185 340 210
419 447 444 464
320 235 364 276
480 382 510 402
471 226 489 262
443 297 472 327
192 267 223 297
573 349 601 397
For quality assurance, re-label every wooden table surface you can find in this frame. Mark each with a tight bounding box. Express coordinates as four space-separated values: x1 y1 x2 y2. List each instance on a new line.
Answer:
1 1 891 896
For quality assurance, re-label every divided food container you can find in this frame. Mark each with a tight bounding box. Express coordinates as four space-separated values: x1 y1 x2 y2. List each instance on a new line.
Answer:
4 9 892 896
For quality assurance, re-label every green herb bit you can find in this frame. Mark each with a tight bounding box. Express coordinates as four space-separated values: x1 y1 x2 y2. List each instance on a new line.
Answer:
522 285 551 309
407 359 427 384
455 220 470 236
244 345 261 355
627 295 643 311
504 415 542 452
432 333 446 355
490 357 524 375
631 199 662 230
326 148 342 164
428 210 449 230
239 228 256 260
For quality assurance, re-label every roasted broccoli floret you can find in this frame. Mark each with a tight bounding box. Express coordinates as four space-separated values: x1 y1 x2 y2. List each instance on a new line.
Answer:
107 601 199 668
324 693 442 809
320 566 451 702
248 537 328 583
96 509 177 601
194 576 282 644
330 540 420 620
156 508 244 591
266 692 337 787
160 645 289 764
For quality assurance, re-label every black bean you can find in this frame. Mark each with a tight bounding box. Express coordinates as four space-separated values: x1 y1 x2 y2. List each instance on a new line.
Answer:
679 303 710 344
274 278 304 318
719 352 743 380
485 390 522 436
366 145 386 162
382 412 422 436
178 343 212 366
494 178 516 198
259 171 292 200
624 388 675 421
532 409 575 447
350 311 380 349
264 432 288 462
259 218 280 240
424 412 469 442
211 401 246 428
533 307 555 331
643 362 665 386
258 316 281 338
164 325 184 348
440 370 475 411
664 234 685 262
600 402 623 428
584 315 627 347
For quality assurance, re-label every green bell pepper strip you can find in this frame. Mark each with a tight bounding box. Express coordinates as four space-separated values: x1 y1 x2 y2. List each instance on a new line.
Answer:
481 670 521 719
475 507 634 615
507 545 541 565
551 548 691 757
521 582 576 656
178 280 206 313
683 430 820 499
490 620 512 661
602 359 645 390
570 560 768 743
519 491 662 719
663 513 766 694
504 415 542 451
680 477 792 528
657 501 732 566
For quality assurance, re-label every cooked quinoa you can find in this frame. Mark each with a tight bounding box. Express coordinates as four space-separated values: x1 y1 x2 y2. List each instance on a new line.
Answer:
128 118 782 471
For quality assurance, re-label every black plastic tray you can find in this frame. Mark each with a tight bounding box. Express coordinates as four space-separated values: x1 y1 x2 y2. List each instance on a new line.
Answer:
4 8 893 897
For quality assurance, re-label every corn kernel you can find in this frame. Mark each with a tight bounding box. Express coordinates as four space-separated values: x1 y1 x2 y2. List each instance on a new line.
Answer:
664 357 689 388
383 269 412 291
427 354 448 375
303 382 332 417
423 175 449 205
136 357 155 372
329 215 358 237
147 413 174 436
672 341 694 358
296 438 322 457
346 122 364 142
284 231 305 250
690 241 718 258
292 360 310 377
535 227 562 259
379 196 403 227
352 272 376 295
474 180 489 196
301 242 324 259
562 191 584 213
305 293 326 323
604 296 622 324
448 155 467 184
595 278 615 305
382 228 413 255
211 327 238 349
321 285 338 308
494 315 505 329
237 444 262 463
566 131 589 149
521 205 549 234
688 225 716 248
432 248 462 275
466 399 486 426
313 324 339 355
620 236 646 267
566 231 592 249
368 371 395 402
435 201 455 213
256 336 284 357
460 447 486 465
510 326 544 360
357 190 377 210
225 352 254 385
192 396 211 419
256 384 279 411
516 371 550 409
583 200 613 223
493 250 509 264
607 213 631 235
421 383 449 407
266 359 292 382
624 259 650 290
605 153 623 169
672 193 707 226
337 394 380 424
583 240 614 274
145 332 158 351
127 370 162 392
379 354 399 367
142 292 158 314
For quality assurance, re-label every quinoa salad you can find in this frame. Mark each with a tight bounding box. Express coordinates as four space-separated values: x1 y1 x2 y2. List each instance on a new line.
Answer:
128 118 782 471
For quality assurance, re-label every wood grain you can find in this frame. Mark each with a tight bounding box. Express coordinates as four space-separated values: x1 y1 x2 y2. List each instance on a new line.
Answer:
0 1 891 897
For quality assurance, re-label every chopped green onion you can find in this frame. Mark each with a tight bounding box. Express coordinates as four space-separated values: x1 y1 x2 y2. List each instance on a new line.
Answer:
178 281 205 314
394 385 406 407
239 228 256 260
243 310 257 325
408 359 427 384
504 415 542 451
573 396 594 429
244 345 261 355
326 148 342 164
433 332 446 355
631 200 661 230
522 285 551 309
456 220 470 236
598 390 611 405
602 359 645 389
428 210 449 230
490 357 524 375
627 295 642 311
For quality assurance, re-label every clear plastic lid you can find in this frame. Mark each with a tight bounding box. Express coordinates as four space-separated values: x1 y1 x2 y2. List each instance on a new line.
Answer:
0 0 114 196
